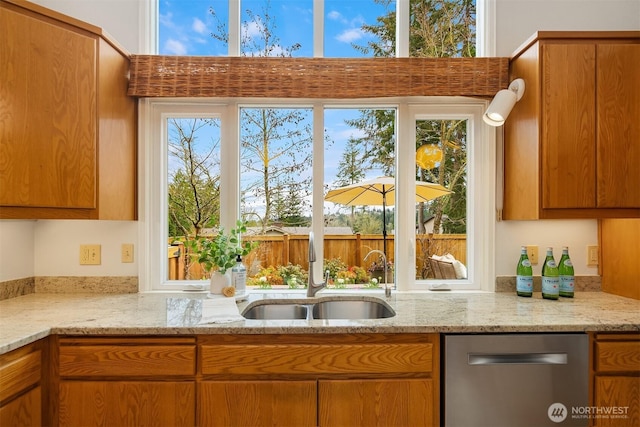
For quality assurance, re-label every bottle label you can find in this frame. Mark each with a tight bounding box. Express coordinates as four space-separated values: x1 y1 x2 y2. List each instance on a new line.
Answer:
521 260 532 268
233 269 247 294
516 276 533 293
560 276 574 293
546 260 557 268
542 277 560 296
563 259 573 267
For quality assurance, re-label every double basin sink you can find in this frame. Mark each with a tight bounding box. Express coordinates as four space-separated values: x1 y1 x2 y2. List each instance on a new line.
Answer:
242 296 395 320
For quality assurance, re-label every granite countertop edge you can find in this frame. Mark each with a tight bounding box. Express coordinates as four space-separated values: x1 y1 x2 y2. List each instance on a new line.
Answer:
1 291 639 355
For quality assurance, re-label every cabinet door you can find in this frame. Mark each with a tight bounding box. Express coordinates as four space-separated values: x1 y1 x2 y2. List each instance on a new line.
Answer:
541 43 596 209
597 43 640 208
319 379 435 427
594 376 639 427
0 6 97 210
199 380 316 426
0 386 41 427
59 381 195 426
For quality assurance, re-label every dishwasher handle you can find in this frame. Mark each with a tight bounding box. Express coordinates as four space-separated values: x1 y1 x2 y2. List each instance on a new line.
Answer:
468 352 568 365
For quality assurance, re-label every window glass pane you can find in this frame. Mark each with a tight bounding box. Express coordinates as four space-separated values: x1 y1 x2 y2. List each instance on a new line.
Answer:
415 119 467 281
167 117 222 281
324 0 395 57
159 0 228 55
324 108 396 289
240 107 313 290
241 0 313 57
409 0 476 57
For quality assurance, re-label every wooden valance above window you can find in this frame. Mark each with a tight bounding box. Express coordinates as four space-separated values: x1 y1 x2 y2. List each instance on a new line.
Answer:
127 56 509 99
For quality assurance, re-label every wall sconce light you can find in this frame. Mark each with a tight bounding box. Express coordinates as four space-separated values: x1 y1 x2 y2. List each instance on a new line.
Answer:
483 78 526 126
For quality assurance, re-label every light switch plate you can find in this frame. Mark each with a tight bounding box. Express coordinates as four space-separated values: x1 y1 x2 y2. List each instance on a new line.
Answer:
587 245 598 267
121 243 134 263
80 245 101 265
525 245 539 265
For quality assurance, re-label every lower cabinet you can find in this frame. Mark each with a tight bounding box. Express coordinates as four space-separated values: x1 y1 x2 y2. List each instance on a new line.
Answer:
592 333 640 427
0 339 45 427
52 333 439 426
56 336 197 426
199 380 316 426
319 378 435 426
199 333 439 427
59 381 195 426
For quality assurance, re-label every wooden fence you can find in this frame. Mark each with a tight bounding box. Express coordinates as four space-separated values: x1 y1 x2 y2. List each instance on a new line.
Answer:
168 234 466 281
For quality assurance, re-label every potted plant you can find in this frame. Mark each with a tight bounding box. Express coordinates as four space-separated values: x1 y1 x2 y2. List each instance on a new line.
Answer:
195 220 256 296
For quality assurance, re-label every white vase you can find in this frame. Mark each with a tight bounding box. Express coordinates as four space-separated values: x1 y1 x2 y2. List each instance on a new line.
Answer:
209 271 231 296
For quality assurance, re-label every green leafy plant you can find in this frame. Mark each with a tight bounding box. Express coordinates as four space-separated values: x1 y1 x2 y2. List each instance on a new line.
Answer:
194 220 257 274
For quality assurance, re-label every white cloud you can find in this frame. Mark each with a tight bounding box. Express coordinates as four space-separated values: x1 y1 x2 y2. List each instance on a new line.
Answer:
192 18 207 35
327 10 344 22
164 39 187 55
242 20 264 39
336 28 364 43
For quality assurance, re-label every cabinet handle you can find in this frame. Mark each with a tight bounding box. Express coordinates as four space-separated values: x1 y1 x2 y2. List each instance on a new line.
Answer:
468 353 568 365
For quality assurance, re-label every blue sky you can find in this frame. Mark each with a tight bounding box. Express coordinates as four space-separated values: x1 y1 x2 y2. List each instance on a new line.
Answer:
158 0 393 57
160 1 394 216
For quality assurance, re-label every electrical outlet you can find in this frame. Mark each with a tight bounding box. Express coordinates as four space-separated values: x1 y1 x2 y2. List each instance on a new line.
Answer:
525 245 539 265
80 245 101 265
121 243 134 263
587 245 599 267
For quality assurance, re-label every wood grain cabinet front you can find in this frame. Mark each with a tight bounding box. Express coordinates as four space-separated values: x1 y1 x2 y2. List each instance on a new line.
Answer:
57 337 196 427
504 31 640 220
0 340 46 427
0 0 136 220
198 333 440 427
592 333 640 427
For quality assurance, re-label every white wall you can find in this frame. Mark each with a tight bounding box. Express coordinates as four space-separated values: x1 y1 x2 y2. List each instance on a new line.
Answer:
0 221 35 281
33 221 138 277
496 0 640 57
2 0 638 283
28 0 141 53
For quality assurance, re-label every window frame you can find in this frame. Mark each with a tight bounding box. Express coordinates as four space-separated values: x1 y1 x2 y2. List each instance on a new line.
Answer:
139 98 494 292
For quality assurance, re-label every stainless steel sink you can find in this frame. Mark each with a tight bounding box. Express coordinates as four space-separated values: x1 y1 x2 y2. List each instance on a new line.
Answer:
312 299 395 319
242 303 308 320
241 297 395 320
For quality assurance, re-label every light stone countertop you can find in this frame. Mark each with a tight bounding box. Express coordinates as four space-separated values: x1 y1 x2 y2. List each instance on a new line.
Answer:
1 290 639 354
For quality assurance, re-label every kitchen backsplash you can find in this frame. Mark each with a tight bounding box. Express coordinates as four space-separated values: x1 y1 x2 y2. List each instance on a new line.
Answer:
1 275 601 300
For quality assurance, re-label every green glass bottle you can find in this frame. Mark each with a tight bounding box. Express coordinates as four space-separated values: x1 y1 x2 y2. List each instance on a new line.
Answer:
541 247 559 300
516 246 533 297
558 247 575 298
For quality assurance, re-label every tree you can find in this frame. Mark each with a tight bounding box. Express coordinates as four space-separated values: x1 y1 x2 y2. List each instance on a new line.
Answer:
350 0 475 236
167 118 220 238
240 108 313 229
167 118 221 280
211 0 313 231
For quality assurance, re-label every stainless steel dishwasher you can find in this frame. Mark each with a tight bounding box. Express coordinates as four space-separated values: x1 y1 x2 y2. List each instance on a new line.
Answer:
444 333 589 427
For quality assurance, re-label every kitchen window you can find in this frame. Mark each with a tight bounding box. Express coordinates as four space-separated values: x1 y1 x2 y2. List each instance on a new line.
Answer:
140 99 493 291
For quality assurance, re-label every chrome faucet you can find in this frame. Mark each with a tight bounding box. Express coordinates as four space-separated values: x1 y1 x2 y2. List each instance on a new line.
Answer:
365 249 392 297
307 232 329 297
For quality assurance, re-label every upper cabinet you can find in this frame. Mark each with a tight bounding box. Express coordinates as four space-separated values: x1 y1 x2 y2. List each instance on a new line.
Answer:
503 31 640 220
0 0 136 220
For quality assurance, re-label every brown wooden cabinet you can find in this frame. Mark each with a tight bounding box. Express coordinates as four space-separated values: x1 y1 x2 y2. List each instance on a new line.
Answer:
592 333 640 427
56 337 196 426
504 31 640 220
0 340 46 427
0 0 136 220
199 333 439 427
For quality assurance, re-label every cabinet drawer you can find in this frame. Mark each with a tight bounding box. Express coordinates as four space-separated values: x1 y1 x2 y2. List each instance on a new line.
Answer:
0 349 41 402
596 341 640 373
59 339 196 377
202 342 433 376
